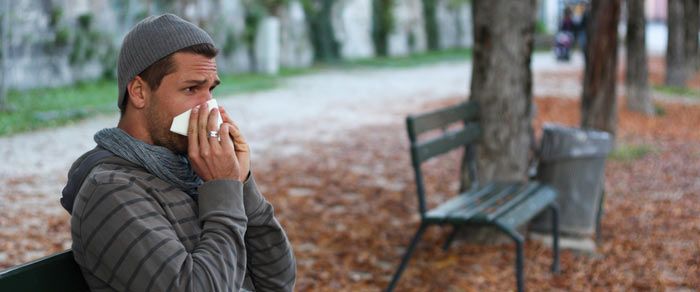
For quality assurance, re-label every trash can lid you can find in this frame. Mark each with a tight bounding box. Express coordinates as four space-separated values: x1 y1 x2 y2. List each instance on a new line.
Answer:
539 123 613 161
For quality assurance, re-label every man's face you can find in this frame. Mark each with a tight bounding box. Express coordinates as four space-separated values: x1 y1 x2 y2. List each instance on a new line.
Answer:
144 52 220 154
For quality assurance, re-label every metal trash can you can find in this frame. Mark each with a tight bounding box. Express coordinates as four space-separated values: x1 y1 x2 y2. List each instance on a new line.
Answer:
531 124 613 237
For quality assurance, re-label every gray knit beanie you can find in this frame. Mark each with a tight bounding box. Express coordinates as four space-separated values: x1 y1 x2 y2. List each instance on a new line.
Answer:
117 14 215 111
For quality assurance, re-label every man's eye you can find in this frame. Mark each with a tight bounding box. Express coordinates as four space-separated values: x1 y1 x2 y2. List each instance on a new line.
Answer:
184 87 196 93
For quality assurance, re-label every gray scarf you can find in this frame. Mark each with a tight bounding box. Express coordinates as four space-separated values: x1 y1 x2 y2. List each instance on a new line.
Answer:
94 128 202 199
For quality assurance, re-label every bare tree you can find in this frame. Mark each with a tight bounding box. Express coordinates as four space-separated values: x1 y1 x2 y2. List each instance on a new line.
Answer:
581 0 621 136
685 0 699 71
666 0 687 86
462 0 536 187
625 0 654 115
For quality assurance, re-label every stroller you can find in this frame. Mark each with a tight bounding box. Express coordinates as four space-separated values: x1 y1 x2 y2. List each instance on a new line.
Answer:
554 31 573 61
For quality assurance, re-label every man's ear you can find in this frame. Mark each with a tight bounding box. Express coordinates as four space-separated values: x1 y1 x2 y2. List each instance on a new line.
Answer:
126 76 149 109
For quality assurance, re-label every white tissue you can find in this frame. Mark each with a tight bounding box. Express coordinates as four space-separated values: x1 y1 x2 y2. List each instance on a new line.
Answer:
169 99 224 136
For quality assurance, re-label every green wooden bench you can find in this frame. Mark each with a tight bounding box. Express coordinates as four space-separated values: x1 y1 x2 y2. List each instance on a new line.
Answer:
0 250 89 291
386 101 560 292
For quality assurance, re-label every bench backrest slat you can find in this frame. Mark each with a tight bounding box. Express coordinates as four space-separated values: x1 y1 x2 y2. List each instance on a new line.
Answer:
0 250 89 292
412 122 481 164
405 101 481 216
408 101 479 137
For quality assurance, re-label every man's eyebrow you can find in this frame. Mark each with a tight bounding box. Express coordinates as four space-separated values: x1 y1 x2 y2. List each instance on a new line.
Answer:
182 79 207 86
181 79 221 87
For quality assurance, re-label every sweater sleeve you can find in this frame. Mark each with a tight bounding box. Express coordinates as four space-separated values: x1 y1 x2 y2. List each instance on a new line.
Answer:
242 174 296 291
72 179 248 292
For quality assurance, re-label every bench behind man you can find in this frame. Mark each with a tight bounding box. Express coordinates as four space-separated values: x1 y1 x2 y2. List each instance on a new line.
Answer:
386 101 560 292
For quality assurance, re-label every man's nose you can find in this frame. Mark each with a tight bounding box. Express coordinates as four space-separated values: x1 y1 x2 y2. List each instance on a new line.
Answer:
199 93 213 105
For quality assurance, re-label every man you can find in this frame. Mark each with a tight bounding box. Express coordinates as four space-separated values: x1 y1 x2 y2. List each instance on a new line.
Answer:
61 14 295 291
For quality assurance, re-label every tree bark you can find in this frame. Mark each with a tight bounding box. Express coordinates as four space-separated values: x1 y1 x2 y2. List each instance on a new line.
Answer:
625 0 654 115
456 0 536 244
666 0 687 86
308 0 339 62
463 0 535 186
581 0 621 136
685 0 700 71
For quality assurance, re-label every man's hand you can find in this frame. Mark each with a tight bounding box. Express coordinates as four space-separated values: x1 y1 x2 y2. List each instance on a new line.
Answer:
187 102 243 181
219 106 250 179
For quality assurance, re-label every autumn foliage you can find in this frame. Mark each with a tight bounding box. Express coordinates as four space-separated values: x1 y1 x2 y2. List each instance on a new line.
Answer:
1 63 699 290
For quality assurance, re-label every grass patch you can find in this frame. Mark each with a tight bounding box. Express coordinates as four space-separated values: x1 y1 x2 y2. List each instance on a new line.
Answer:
653 85 700 97
0 48 473 136
609 144 654 162
333 48 472 69
0 74 282 136
215 73 281 96
0 79 117 136
654 103 667 116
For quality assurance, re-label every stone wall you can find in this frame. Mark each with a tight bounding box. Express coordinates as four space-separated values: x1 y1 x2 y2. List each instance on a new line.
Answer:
3 0 114 89
1 0 260 89
387 0 427 56
435 0 473 50
279 0 314 68
332 0 375 60
201 0 251 73
1 0 475 90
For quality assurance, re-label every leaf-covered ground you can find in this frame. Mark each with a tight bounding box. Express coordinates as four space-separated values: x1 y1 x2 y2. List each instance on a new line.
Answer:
2 59 699 291
249 96 699 291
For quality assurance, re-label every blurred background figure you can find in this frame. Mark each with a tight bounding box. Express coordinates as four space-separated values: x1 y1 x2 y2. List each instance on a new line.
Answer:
554 7 575 61
572 2 590 60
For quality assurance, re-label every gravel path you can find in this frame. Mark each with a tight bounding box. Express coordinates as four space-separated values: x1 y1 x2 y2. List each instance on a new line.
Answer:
0 53 583 218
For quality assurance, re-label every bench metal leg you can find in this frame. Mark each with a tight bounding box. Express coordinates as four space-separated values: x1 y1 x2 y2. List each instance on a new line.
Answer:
550 203 560 273
494 223 525 292
442 226 459 251
386 223 428 292
514 238 524 292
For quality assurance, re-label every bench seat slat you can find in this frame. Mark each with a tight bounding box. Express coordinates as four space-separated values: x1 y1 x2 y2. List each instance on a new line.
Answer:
425 182 556 227
445 184 520 221
482 182 543 221
425 183 523 223
424 183 497 222
495 185 557 229
467 183 524 217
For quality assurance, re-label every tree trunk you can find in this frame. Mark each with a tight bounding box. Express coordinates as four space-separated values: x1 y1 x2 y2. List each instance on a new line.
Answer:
308 0 339 62
581 0 621 136
625 0 654 115
464 0 535 186
685 0 699 71
666 0 687 86
456 0 536 244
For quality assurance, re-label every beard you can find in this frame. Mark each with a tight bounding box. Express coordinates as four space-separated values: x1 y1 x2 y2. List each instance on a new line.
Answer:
145 95 189 155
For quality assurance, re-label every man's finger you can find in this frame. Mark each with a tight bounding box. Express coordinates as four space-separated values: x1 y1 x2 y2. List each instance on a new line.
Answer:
219 106 233 124
208 107 222 152
219 107 249 152
198 102 211 154
187 105 201 157
220 123 235 154
227 121 249 152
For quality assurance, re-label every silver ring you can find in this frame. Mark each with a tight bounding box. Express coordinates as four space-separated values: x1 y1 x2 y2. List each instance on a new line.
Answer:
208 130 219 138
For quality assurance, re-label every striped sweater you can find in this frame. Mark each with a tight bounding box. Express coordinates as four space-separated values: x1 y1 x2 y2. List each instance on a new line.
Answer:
69 156 295 291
